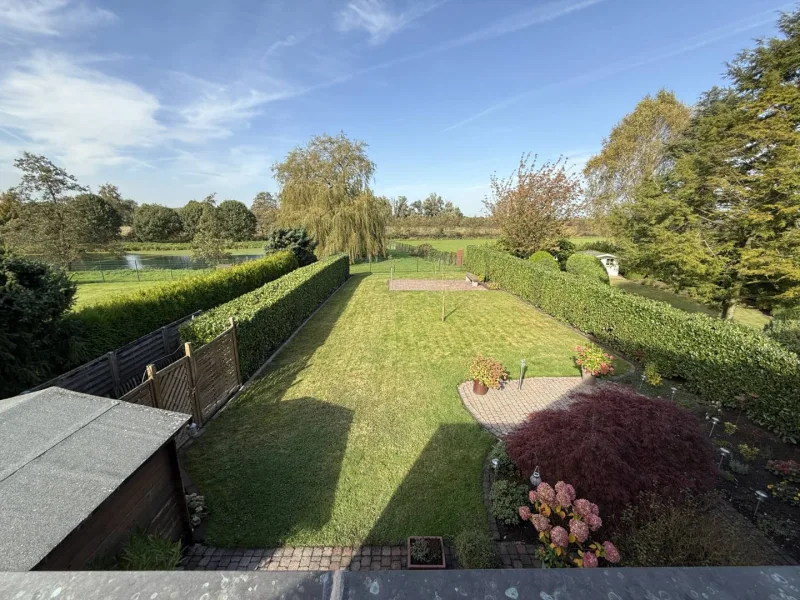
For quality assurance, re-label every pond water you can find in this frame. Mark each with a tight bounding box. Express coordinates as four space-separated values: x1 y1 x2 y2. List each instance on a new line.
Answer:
68 252 265 271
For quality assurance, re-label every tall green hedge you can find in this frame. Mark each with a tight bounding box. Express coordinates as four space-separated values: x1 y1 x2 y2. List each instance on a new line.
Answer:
67 251 298 365
181 254 349 378
465 246 800 441
528 250 559 270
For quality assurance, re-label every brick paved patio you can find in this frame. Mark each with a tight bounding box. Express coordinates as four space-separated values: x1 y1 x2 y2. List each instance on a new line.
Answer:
459 377 592 437
389 279 487 291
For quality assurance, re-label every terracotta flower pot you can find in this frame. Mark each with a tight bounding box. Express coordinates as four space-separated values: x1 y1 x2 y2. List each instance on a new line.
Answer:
473 380 489 395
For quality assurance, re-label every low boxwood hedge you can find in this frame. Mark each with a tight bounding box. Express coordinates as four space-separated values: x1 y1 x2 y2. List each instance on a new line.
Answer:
67 251 298 366
181 254 349 378
465 246 800 441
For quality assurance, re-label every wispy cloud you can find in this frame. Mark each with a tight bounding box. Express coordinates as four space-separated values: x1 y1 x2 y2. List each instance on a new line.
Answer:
0 0 115 37
442 6 788 132
337 0 446 44
0 52 161 172
262 34 300 60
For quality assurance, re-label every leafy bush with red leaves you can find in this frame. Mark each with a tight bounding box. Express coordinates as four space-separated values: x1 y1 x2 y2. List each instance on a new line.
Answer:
506 384 716 520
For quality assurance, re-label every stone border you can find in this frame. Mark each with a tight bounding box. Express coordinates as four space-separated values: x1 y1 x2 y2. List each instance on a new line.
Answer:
183 543 458 572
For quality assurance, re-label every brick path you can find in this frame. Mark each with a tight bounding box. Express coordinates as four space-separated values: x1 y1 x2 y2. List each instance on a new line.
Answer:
183 543 459 571
389 279 487 291
459 377 591 437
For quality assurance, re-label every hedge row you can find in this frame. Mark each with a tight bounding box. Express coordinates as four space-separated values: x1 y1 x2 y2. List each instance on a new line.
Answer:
67 251 298 365
465 246 800 441
181 254 349 379
566 253 610 284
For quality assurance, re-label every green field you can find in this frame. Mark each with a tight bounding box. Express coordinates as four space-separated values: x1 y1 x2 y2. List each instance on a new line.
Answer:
73 281 169 309
398 237 606 252
612 278 771 330
184 273 623 547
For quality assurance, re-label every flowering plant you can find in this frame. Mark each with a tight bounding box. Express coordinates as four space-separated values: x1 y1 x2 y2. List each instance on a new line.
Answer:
574 345 614 377
467 355 509 389
766 459 800 484
767 481 800 506
519 480 620 568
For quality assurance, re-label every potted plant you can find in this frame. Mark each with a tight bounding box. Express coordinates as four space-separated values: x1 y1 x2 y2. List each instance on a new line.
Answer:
573 345 614 383
467 355 508 395
407 536 446 569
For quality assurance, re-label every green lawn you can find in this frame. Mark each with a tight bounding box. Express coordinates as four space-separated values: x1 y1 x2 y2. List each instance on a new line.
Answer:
73 281 169 309
611 278 771 330
184 274 616 547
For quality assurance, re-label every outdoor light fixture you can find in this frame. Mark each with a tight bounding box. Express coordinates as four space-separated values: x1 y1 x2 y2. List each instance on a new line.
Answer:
491 458 499 471
754 490 769 518
519 359 526 390
530 467 541 487
638 373 646 390
670 387 678 401
718 447 731 468
709 416 720 437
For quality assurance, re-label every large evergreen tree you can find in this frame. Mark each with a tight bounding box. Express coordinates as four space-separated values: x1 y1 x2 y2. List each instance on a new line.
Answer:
613 10 800 317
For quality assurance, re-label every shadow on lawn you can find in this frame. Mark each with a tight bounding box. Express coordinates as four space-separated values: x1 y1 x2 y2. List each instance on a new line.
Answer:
186 275 366 547
366 422 491 544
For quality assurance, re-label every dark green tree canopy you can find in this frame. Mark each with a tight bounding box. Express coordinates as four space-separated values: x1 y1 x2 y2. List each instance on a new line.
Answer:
251 191 279 238
217 199 257 241
97 183 136 226
179 199 207 240
133 204 184 242
0 249 76 397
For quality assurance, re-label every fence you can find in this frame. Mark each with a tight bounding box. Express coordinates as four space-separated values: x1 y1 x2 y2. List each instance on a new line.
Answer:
119 321 242 445
31 311 202 398
391 242 460 266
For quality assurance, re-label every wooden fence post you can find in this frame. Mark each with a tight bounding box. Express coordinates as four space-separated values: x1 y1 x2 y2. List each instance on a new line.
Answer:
228 317 243 385
184 342 203 425
161 326 170 355
146 364 164 409
107 351 121 394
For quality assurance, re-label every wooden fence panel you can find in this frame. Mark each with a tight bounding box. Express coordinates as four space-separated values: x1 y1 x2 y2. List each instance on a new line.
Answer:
194 327 240 421
119 379 156 407
154 357 194 416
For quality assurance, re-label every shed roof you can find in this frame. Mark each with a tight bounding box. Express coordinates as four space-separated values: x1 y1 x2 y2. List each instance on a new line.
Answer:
579 250 617 259
0 387 189 571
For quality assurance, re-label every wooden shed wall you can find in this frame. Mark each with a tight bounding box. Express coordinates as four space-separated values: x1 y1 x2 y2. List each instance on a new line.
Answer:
35 442 189 570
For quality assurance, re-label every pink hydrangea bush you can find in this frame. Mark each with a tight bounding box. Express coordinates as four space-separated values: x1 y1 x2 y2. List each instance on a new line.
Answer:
518 480 620 568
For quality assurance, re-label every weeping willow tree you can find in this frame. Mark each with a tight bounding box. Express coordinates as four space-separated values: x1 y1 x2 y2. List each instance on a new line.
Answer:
273 132 387 261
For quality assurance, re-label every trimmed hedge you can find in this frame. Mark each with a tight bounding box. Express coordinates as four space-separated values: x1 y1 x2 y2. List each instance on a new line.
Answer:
764 318 800 356
181 254 349 378
566 253 610 284
529 250 559 270
465 246 800 441
67 251 298 365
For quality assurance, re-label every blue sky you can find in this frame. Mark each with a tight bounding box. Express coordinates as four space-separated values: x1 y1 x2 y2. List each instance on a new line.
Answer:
0 0 792 215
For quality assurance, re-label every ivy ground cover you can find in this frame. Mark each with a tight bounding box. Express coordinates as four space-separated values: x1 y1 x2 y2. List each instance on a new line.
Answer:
185 273 614 547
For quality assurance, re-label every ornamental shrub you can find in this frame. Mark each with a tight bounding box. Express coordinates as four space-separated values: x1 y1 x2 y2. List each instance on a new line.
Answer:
118 530 182 570
506 384 716 520
467 355 508 388
264 227 318 266
454 529 497 569
464 246 800 441
66 251 298 367
764 317 800 356
614 492 767 567
0 250 76 397
529 250 559 270
489 479 528 526
566 253 609 284
181 254 349 378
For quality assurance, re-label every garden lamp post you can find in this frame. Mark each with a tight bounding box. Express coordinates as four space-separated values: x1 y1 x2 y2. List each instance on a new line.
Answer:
519 359 526 390
754 490 768 518
718 447 731 469
709 416 720 437
491 458 499 482
638 373 646 390
670 386 678 401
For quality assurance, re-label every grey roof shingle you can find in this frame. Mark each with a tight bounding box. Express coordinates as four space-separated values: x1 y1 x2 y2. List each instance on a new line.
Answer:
0 387 189 571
